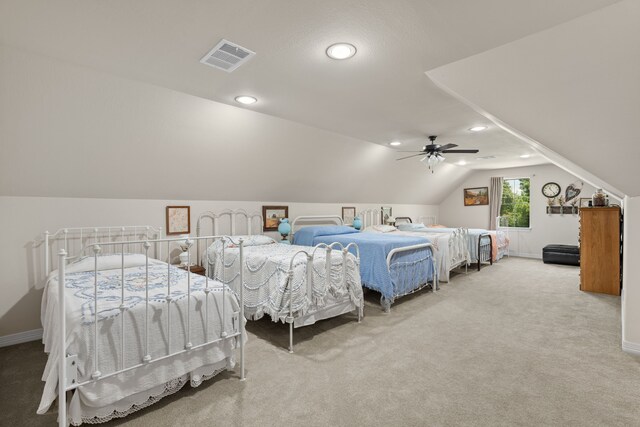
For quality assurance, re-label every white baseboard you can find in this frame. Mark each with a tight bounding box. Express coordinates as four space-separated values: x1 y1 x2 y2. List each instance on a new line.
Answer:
507 252 542 259
0 328 43 348
622 340 640 356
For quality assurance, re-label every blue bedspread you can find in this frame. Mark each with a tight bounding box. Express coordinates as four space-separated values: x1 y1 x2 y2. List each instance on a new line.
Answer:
293 226 434 302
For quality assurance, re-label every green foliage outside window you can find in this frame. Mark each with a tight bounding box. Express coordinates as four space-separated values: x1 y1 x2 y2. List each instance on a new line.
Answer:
500 178 530 228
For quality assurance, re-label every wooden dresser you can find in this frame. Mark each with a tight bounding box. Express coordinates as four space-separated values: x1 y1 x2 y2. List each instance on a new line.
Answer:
579 206 622 295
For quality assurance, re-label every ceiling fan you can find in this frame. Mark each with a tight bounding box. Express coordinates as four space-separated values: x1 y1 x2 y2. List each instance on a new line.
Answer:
396 135 479 172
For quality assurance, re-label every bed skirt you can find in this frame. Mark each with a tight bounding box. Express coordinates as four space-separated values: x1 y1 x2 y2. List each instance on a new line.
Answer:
67 357 233 425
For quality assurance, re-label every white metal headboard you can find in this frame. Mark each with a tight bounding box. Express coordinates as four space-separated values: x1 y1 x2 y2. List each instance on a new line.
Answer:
289 215 343 242
418 216 438 226
357 209 382 229
42 226 162 275
196 209 263 262
196 209 263 237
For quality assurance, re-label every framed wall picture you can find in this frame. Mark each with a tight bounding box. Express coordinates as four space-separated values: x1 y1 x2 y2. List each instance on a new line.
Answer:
464 187 489 206
381 206 393 223
166 206 190 235
342 207 356 225
262 205 289 232
579 197 592 208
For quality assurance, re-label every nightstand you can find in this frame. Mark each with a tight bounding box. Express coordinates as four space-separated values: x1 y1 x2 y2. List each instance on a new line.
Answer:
176 264 207 277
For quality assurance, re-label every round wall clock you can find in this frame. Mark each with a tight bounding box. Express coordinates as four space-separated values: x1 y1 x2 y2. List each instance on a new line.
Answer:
542 182 561 198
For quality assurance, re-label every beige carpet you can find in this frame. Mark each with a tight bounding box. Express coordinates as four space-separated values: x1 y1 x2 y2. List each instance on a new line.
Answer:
2 258 639 426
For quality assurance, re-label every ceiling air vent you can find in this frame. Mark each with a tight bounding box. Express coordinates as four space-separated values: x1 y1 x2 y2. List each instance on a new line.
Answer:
476 155 497 160
200 39 255 72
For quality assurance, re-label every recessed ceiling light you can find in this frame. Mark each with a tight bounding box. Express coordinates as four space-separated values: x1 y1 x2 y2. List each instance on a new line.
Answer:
469 126 487 132
457 160 467 166
326 43 357 60
520 154 531 159
389 141 402 146
235 95 257 105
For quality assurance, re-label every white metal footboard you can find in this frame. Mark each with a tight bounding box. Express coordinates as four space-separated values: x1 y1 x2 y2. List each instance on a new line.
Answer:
383 242 438 311
49 234 246 426
447 228 470 275
283 242 362 353
496 216 511 260
389 216 467 282
476 233 493 271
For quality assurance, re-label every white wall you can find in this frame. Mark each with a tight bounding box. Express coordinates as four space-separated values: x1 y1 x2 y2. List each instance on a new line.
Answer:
622 196 640 354
0 196 436 337
438 164 596 258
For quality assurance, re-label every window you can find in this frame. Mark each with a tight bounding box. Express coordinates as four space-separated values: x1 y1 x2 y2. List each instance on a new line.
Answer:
500 178 530 228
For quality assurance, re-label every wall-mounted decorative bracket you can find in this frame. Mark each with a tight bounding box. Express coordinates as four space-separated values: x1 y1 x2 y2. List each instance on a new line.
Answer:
546 206 579 215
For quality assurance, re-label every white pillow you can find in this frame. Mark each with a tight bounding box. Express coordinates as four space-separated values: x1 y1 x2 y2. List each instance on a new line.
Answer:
50 254 154 278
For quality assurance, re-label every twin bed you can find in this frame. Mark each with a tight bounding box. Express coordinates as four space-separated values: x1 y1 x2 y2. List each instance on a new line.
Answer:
357 209 469 282
39 227 245 426
290 215 437 311
196 210 364 353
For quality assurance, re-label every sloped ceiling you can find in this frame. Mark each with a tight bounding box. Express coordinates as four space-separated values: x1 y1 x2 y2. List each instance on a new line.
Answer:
426 0 639 197
0 45 471 204
0 0 617 170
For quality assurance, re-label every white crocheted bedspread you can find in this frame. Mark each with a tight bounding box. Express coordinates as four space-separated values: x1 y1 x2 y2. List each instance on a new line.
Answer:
204 237 363 324
38 254 242 424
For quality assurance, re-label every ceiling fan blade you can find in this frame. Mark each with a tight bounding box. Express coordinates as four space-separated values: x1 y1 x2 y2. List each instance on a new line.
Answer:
442 149 480 154
396 153 427 161
394 150 426 153
436 143 457 151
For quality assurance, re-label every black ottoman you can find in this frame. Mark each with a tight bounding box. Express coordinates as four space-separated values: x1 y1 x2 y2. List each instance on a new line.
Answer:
542 244 580 266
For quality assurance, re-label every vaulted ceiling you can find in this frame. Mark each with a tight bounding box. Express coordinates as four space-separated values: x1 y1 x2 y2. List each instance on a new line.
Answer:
0 0 619 170
427 0 639 197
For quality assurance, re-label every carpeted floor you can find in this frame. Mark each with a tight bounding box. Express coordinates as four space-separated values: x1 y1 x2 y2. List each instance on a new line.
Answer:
2 257 639 426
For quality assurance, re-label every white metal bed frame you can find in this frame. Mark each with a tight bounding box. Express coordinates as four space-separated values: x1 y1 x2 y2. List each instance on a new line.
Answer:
196 209 363 353
418 215 493 271
393 217 469 281
290 213 437 311
496 216 511 259
42 226 246 426
422 215 511 261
